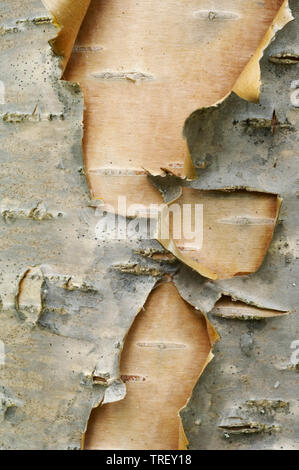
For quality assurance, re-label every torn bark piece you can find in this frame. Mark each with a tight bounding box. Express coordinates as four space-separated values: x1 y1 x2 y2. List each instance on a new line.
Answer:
65 0 285 208
233 0 293 102
84 281 216 450
155 187 280 280
41 0 91 71
211 297 289 321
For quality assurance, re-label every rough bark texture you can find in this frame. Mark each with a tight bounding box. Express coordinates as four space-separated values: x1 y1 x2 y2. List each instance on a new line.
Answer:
0 0 298 450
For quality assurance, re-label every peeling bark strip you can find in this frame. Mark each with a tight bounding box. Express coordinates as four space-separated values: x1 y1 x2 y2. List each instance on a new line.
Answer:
211 297 289 321
0 0 297 451
156 189 281 280
84 281 214 450
65 0 287 208
41 0 92 71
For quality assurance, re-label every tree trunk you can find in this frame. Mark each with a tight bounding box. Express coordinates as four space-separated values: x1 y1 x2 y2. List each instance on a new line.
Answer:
0 0 297 450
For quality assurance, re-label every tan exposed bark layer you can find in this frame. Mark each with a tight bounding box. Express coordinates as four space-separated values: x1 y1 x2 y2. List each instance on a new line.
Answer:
65 0 285 207
163 189 281 279
84 281 213 450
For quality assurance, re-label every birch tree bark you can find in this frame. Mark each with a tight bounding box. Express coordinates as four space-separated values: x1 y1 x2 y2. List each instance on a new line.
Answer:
0 0 297 450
